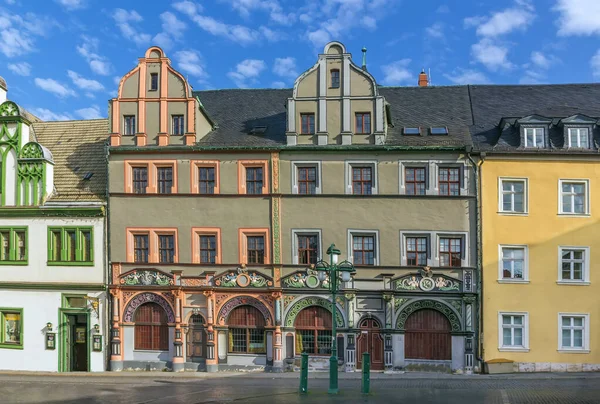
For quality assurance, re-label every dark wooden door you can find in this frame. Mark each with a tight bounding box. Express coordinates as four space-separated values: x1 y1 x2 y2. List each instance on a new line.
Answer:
186 314 205 361
70 315 88 371
405 309 451 360
356 318 384 370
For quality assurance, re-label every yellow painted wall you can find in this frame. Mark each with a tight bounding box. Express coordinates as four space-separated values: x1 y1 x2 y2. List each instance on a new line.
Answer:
482 157 600 364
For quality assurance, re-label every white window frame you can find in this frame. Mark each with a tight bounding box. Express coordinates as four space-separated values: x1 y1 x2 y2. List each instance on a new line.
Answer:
567 127 590 148
558 313 590 353
291 229 322 265
345 161 378 195
498 177 528 215
399 231 432 267
498 245 529 283
123 114 137 136
524 127 544 148
557 246 590 285
347 229 379 265
498 312 529 352
291 161 322 195
435 232 469 267
558 179 590 216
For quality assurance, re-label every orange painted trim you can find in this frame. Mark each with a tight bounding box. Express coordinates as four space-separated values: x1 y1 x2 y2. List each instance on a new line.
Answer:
117 97 194 102
157 133 169 146
126 227 179 263
238 228 271 265
135 133 147 146
144 46 165 59
112 100 120 134
153 160 178 193
160 99 168 134
124 160 178 194
138 62 147 98
117 66 141 99
187 99 195 134
160 58 168 97
191 160 220 194
237 160 269 195
110 133 121 147
124 160 151 194
191 227 222 264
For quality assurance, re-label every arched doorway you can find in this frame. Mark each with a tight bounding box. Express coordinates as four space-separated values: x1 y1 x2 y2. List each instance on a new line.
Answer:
134 302 169 351
405 309 451 360
357 318 384 370
186 314 205 362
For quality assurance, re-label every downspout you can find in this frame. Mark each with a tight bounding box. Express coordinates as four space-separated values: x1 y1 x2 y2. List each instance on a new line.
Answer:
466 149 485 370
104 141 112 371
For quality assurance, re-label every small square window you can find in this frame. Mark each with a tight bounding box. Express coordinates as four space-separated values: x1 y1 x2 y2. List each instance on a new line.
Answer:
406 237 428 266
558 313 589 352
499 178 527 214
0 309 23 349
346 161 377 195
524 127 544 148
150 73 158 91
331 69 340 88
499 313 529 351
439 238 461 267
172 115 184 136
558 246 589 284
158 234 175 263
559 179 589 215
133 234 149 263
430 127 448 135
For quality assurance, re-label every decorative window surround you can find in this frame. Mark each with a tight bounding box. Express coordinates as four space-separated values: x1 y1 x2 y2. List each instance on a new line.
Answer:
48 227 94 266
238 160 269 195
192 227 222 264
557 246 590 285
123 115 136 136
291 161 322 194
558 179 590 216
124 160 178 194
435 232 468 267
498 312 529 352
0 308 23 350
126 228 179 263
498 245 529 283
347 229 379 266
558 313 590 353
400 231 469 267
291 229 322 265
0 227 27 265
238 228 270 265
345 161 378 195
435 163 468 196
498 177 528 215
399 160 468 196
190 160 220 194
399 161 431 195
400 231 432 266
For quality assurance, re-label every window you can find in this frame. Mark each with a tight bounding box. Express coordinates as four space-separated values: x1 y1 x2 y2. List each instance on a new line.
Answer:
294 306 332 355
238 161 268 195
0 309 23 349
192 228 222 264
298 167 317 195
559 247 589 284
198 167 215 194
134 303 168 351
567 128 589 148
524 127 544 148
199 235 217 264
558 314 589 352
134 234 149 263
124 115 136 136
0 228 27 264
228 306 266 354
132 167 148 194
172 115 184 136
191 161 220 194
330 69 340 88
499 178 527 213
559 180 589 215
407 237 427 266
298 234 319 265
438 167 460 196
156 167 173 194
439 238 461 267
499 246 527 281
499 313 529 351
430 127 448 135
405 167 426 195
300 113 315 134
48 227 93 265
239 229 270 265
353 235 375 265
355 112 371 134
246 167 263 195
352 167 373 195
247 236 265 264
127 228 178 263
158 234 175 263
126 161 178 194
403 127 420 135
150 73 158 91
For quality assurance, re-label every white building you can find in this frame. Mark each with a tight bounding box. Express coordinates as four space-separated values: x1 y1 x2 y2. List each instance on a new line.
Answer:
0 78 108 371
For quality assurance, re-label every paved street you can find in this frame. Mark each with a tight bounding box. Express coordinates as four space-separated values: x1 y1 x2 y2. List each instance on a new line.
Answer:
0 373 599 404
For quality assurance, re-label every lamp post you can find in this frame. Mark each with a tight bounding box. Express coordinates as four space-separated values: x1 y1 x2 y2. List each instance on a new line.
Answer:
314 243 354 395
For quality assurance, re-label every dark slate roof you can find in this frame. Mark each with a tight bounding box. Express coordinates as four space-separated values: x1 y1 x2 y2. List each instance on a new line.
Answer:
469 84 600 153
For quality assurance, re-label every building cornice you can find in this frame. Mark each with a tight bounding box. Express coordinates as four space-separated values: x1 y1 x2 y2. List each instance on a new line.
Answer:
0 206 105 217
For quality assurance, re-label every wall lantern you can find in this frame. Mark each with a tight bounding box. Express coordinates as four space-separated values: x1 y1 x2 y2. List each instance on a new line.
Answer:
46 322 53 331
46 332 56 350
94 324 100 333
92 335 103 352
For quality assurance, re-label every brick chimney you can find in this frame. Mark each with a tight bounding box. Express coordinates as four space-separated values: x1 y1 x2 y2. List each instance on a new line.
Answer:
418 69 429 87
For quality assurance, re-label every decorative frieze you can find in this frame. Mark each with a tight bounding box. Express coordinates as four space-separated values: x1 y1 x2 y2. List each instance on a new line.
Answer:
213 267 273 288
394 271 461 292
119 270 174 286
282 270 329 289
284 297 344 327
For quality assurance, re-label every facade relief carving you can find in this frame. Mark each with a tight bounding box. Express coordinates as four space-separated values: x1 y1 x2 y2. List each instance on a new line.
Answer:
396 299 461 332
394 270 461 292
282 270 330 289
213 267 273 288
284 297 344 328
119 269 174 286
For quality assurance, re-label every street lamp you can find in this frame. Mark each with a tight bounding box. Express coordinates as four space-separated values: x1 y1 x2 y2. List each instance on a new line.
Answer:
314 243 355 395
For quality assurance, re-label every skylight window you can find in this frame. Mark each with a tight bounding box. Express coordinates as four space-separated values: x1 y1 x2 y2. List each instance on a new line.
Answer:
403 127 421 135
250 126 267 135
430 127 449 135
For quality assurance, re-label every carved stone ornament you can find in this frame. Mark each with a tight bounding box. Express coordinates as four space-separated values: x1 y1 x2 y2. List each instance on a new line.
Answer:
282 269 329 289
123 293 175 323
217 296 273 326
214 267 273 288
396 299 461 332
119 270 174 286
394 270 461 292
284 297 344 327
180 277 209 287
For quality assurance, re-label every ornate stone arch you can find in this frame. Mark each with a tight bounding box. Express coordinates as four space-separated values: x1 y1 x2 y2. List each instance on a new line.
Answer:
217 296 273 326
284 296 345 328
123 292 175 323
355 312 384 328
395 299 461 332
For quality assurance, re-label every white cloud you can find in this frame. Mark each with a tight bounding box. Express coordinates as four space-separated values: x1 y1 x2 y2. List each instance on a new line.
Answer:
475 5 535 37
76 105 104 119
55 0 86 10
67 70 104 91
471 39 514 71
34 78 76 98
380 59 413 86
30 108 73 121
113 76 121 86
173 1 202 16
436 5 450 13
152 11 187 50
530 51 558 69
555 0 600 36
591 49 600 79
259 26 285 42
273 57 297 79
307 29 331 48
112 8 151 46
0 10 58 57
426 22 444 38
519 70 545 84
227 59 266 88
76 36 111 75
8 62 31 76
361 16 377 30
271 81 286 88
444 68 490 84
174 50 208 85
222 0 295 25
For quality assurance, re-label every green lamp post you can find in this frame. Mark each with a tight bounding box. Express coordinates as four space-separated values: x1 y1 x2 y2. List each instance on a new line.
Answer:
314 243 355 395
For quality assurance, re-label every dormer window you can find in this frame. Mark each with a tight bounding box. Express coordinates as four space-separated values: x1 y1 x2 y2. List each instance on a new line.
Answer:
567 128 589 148
331 69 340 88
524 127 544 148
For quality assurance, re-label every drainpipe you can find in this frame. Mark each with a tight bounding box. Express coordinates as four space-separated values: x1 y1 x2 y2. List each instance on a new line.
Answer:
466 148 485 370
104 141 112 371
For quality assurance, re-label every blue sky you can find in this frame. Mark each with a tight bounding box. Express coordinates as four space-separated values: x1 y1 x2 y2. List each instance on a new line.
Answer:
2 0 600 121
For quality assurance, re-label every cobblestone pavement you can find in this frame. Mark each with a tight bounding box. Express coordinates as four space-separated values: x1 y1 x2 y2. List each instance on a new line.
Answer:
0 373 599 404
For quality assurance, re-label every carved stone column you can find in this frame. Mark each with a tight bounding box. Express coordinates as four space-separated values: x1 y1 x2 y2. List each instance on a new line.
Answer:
272 292 284 372
204 291 218 372
344 293 356 372
109 290 123 371
172 290 184 372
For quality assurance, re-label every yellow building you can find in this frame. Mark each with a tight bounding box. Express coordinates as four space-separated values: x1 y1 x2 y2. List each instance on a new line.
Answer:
474 85 600 372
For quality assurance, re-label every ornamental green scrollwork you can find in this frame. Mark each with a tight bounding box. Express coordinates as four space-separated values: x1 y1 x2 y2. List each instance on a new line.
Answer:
0 101 20 117
119 270 174 286
19 142 44 159
396 299 461 332
394 297 408 309
272 197 281 265
284 297 344 327
450 300 463 315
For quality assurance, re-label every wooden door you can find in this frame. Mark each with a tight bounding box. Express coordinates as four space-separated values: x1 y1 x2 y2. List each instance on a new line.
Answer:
186 314 205 362
405 309 451 360
356 318 384 370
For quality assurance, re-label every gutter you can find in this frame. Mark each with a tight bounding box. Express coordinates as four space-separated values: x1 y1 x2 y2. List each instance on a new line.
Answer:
108 145 467 153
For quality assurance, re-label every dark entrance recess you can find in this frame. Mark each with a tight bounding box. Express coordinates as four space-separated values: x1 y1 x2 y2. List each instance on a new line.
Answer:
66 314 88 371
186 314 206 362
405 309 451 360
356 318 384 370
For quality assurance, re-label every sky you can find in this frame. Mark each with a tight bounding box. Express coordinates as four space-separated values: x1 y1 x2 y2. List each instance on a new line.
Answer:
2 0 600 121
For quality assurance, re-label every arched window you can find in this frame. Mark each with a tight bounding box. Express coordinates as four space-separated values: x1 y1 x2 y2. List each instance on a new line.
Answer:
228 305 266 354
294 306 332 355
134 302 169 350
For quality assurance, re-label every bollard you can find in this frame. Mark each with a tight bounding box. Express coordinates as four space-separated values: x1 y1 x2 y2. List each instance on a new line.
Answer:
299 352 309 394
361 352 370 394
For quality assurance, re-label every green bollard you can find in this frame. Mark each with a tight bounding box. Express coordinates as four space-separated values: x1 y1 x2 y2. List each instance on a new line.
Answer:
299 352 309 394
361 352 370 394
